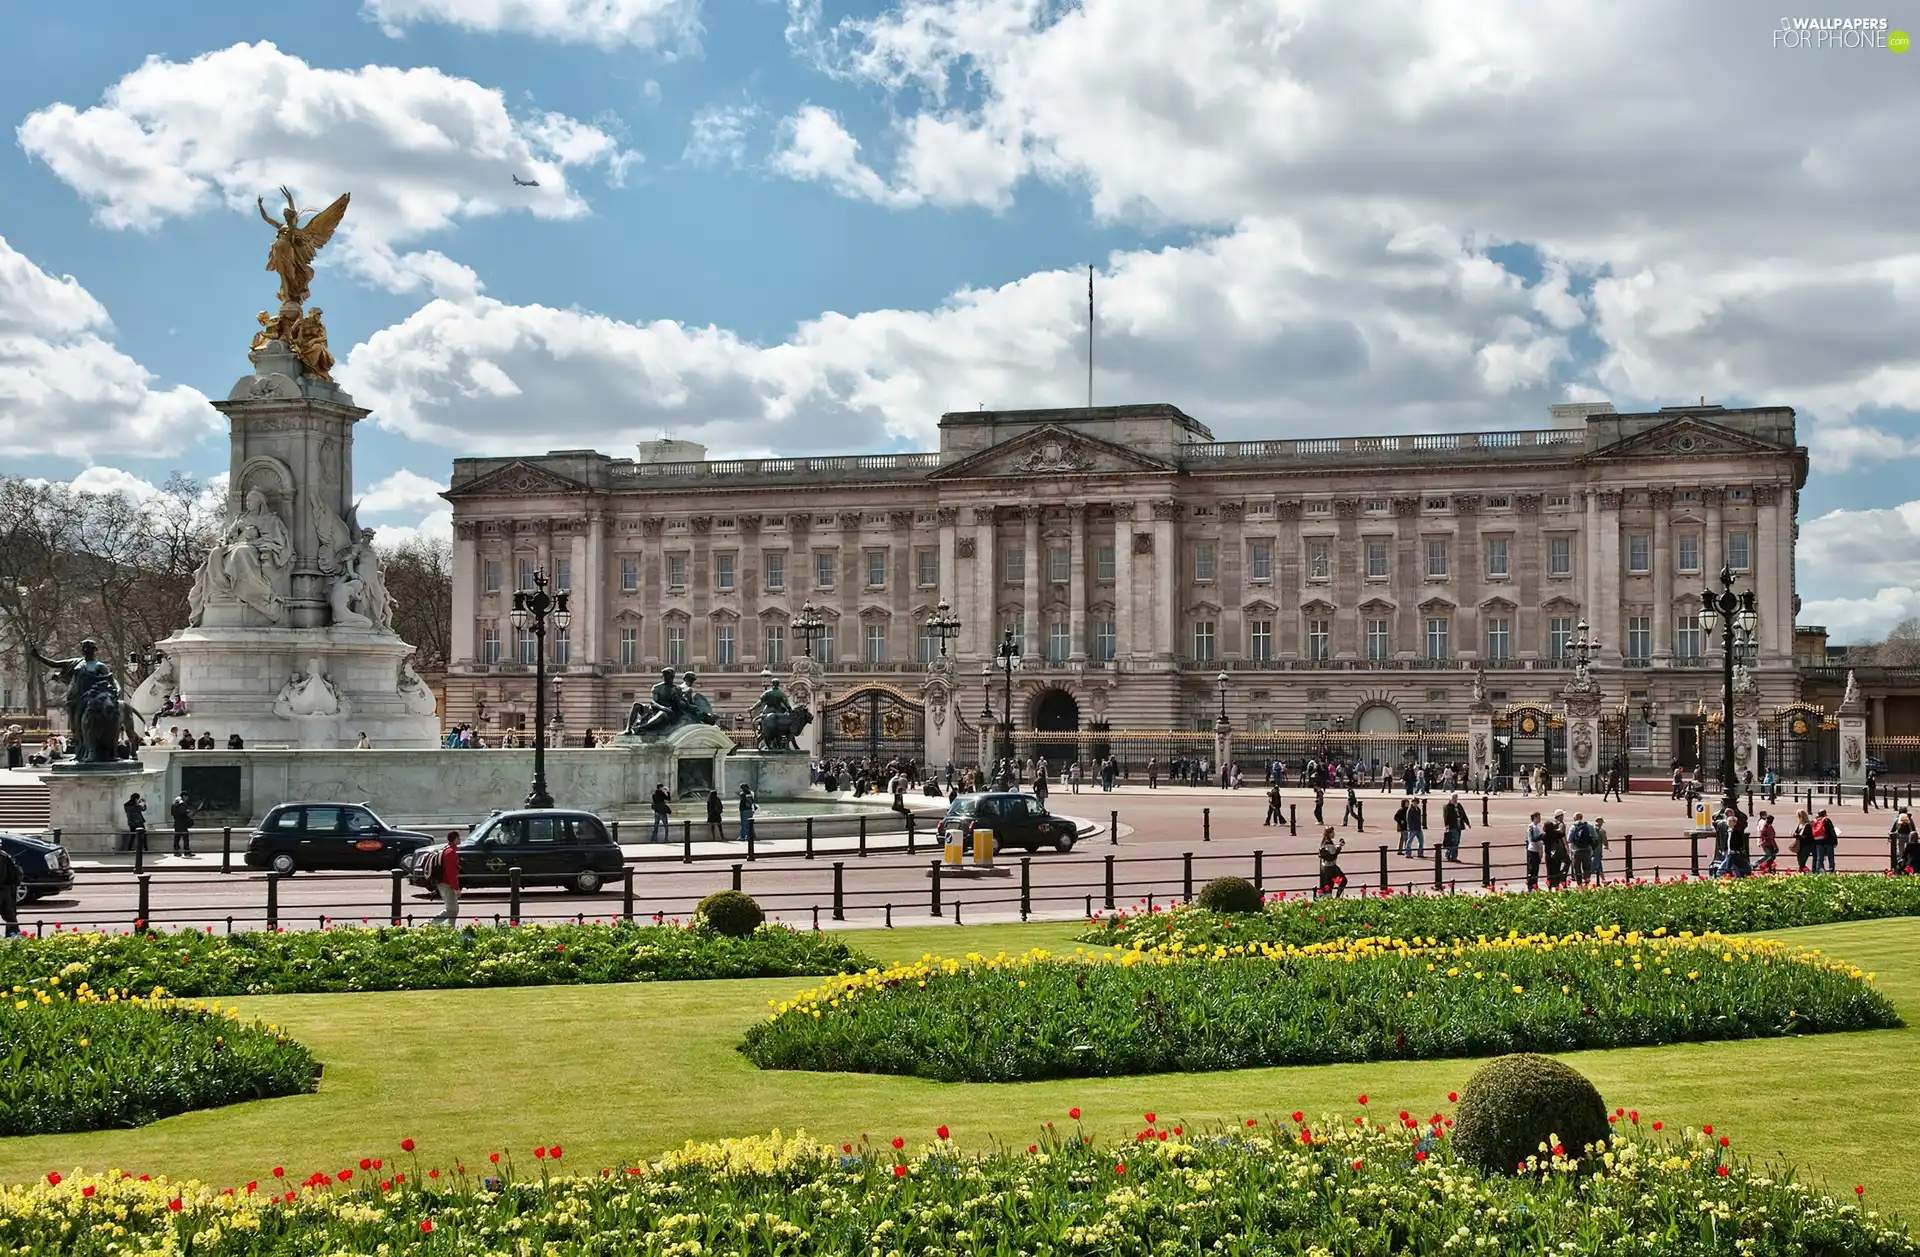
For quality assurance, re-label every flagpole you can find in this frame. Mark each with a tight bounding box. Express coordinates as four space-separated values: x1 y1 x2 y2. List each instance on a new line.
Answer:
1086 264 1094 408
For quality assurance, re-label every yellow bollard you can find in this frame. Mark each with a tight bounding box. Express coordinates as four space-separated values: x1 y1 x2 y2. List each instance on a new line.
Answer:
944 827 965 865
974 826 995 868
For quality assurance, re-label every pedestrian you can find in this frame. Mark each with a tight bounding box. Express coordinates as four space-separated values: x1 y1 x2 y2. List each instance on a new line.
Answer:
1317 827 1347 898
356 731 373 749
1894 811 1920 873
123 792 148 855
1147 757 1158 789
1264 783 1283 827
649 783 672 843
1864 770 1879 813
1032 765 1049 809
1312 785 1325 827
424 830 460 926
1524 811 1544 891
1405 797 1426 858
1765 769 1779 805
706 789 725 842
169 792 197 856
1757 811 1780 874
1790 808 1812 871
1592 815 1609 879
737 784 757 844
1344 783 1363 832
1568 811 1597 884
1394 799 1410 857
0 840 20 937
1723 806 1752 878
1812 808 1839 873
3 725 22 770
1671 766 1684 800
1442 793 1469 862
1602 768 1622 802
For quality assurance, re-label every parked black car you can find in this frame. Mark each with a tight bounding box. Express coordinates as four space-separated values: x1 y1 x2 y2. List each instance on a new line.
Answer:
404 809 623 894
935 792 1078 854
244 802 437 876
2 831 73 903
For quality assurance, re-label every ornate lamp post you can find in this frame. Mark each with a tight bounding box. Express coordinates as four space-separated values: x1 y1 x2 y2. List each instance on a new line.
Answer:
1567 620 1601 671
1699 565 1758 809
509 568 570 809
550 675 564 733
1214 670 1231 735
994 626 1021 765
125 644 159 680
793 600 826 659
924 597 962 658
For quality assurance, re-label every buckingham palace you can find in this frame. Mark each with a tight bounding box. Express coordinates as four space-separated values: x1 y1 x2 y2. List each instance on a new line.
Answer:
442 399 1809 777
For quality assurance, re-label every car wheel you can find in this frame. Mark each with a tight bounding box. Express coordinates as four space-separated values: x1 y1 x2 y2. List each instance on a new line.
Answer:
574 870 604 894
1054 833 1075 853
270 852 297 876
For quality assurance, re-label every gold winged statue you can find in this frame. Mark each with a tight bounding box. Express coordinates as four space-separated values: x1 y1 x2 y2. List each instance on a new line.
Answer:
258 186 350 306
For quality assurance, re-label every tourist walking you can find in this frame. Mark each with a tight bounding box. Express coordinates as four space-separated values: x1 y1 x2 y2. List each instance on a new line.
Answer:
1592 815 1609 879
737 784 757 845
1543 810 1570 888
1864 770 1879 813
1441 793 1469 863
1791 808 1813 871
424 830 460 926
123 792 148 855
1343 783 1363 831
1811 808 1840 872
1893 810 1920 873
1755 811 1779 873
1312 785 1325 827
649 784 672 844
706 790 725 843
1317 828 1347 897
1722 806 1752 878
1264 784 1283 827
1032 766 1049 809
1405 798 1426 858
1524 812 1544 890
1147 758 1158 789
1568 811 1597 884
169 792 197 856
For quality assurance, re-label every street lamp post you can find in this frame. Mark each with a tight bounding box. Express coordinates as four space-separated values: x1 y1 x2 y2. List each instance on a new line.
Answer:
924 597 962 658
125 643 159 680
550 675 564 734
509 568 570 809
793 600 826 660
994 627 1021 766
1214 670 1231 735
1699 565 1759 811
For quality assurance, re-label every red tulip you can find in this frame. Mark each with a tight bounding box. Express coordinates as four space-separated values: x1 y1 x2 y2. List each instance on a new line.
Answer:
168 1198 183 1212
1719 1136 1729 1147
534 1147 547 1160
428 1170 440 1180
489 1153 501 1164
1652 1121 1663 1131
273 1167 285 1178
45 1173 60 1187
1716 1165 1730 1178
360 1159 372 1171
246 1182 257 1193
1027 1143 1038 1153
1291 1111 1304 1123
548 1147 562 1160
1351 1159 1363 1170
420 1219 434 1233
81 1185 95 1198
338 1170 352 1182
935 1126 949 1141
1857 1185 1866 1197
892 1164 906 1178
1143 1111 1156 1124
1356 1094 1368 1105
891 1137 905 1150
1246 1118 1257 1127
1069 1107 1081 1120
1114 1163 1126 1175
1415 1150 1428 1162
1447 1092 1457 1102
401 1139 415 1153
1702 1125 1713 1135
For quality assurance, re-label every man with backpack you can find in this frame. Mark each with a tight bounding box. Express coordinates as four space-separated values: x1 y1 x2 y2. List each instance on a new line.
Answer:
1543 810 1570 888
649 784 672 844
1442 794 1470 863
1812 808 1840 873
419 830 461 927
1567 811 1597 884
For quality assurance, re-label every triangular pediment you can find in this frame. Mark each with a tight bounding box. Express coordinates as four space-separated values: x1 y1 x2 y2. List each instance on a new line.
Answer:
446 460 592 498
928 424 1177 480
1588 416 1787 462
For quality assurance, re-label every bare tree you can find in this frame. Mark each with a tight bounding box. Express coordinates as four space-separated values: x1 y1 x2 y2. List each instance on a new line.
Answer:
1877 616 1920 668
379 534 452 674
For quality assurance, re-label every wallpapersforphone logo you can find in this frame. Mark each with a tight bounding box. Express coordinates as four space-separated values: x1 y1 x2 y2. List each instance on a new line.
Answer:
1773 17 1908 49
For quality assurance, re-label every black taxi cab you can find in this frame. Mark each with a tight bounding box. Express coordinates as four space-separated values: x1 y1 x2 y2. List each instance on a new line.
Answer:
934 792 1078 854
244 802 437 875
405 809 623 894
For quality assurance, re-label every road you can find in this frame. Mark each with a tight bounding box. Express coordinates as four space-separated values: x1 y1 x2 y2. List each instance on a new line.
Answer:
17 782 1901 936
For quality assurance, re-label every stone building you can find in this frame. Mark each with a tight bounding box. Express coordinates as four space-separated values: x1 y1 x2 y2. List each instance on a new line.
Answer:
442 400 1807 776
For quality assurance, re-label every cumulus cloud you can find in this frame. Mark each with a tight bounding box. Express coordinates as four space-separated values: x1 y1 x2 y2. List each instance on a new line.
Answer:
1795 503 1920 642
683 104 763 169
363 0 701 51
17 42 638 298
358 468 451 516
0 236 216 461
340 209 1586 455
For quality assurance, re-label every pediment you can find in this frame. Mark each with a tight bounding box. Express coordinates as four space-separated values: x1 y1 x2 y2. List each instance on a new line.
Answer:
1589 416 1787 462
1480 596 1518 613
1541 595 1581 612
1419 596 1456 613
1300 598 1336 616
445 460 591 498
1242 597 1278 614
927 424 1178 481
1357 596 1396 613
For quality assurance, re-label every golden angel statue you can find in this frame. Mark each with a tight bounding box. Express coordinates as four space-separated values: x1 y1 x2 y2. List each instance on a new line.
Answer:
250 309 290 352
258 186 350 306
289 308 335 381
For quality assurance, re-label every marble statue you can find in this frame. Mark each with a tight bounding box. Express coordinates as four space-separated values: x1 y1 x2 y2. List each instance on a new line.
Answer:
258 187 350 307
289 307 335 381
398 660 438 716
328 573 375 629
189 487 291 625
626 667 717 738
274 658 343 719
31 639 141 764
312 491 394 632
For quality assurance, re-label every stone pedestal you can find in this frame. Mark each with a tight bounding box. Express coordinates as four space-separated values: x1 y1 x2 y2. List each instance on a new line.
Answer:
727 749 812 800
1732 690 1762 782
1467 709 1494 786
1838 668 1868 788
44 762 166 849
613 723 737 799
164 626 438 749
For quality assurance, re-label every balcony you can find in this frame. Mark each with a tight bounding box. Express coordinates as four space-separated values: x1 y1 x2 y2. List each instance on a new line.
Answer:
609 452 944 483
1179 428 1587 466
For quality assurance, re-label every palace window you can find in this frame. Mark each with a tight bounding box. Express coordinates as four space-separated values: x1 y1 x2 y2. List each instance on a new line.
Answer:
865 623 886 664
917 548 938 587
764 552 786 591
1004 548 1025 584
1250 618 1273 661
715 623 736 666
1727 530 1750 571
1306 618 1330 662
667 554 687 591
552 629 570 667
715 553 736 591
1677 533 1701 574
1093 619 1116 661
1366 540 1389 579
482 626 501 665
1194 544 1215 583
1095 544 1116 583
1628 535 1650 573
1627 616 1652 662
815 625 837 665
1425 617 1450 660
1549 536 1573 577
763 624 786 666
1549 494 1571 508
917 624 939 663
619 555 638 592
1366 618 1390 661
814 552 836 590
1675 621 1702 662
1485 495 1510 509
1049 545 1070 583
1249 542 1272 581
553 558 571 591
665 624 687 667
517 557 537 592
1550 617 1573 659
517 628 537 666
1486 617 1511 661
1486 538 1509 579
1048 620 1071 661
483 560 502 594
1425 538 1449 578
1306 500 1330 515
866 550 887 588
618 626 638 668
1307 540 1331 581
1191 621 1216 662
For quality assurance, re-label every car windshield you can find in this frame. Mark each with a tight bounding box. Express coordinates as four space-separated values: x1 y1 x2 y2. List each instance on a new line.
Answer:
946 798 977 817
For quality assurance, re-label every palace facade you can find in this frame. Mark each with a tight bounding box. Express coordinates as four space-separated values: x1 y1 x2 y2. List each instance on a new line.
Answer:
442 400 1809 774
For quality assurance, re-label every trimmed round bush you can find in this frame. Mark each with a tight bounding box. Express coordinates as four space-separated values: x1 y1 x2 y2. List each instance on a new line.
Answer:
1195 876 1263 914
1451 1054 1610 1175
697 890 766 938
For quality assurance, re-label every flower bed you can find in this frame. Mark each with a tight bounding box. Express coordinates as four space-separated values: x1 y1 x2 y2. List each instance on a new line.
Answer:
1084 873 1920 951
0 921 873 997
741 930 1898 1081
4 1113 1912 1255
0 979 320 1136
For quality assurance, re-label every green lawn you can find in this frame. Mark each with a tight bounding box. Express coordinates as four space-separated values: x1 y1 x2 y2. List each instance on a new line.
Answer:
4 917 1917 1217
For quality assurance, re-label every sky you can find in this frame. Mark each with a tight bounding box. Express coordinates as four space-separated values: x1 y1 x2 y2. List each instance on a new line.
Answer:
1 1 1916 641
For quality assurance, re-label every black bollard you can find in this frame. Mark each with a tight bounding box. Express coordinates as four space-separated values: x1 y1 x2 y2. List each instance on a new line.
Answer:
265 873 280 931
731 862 743 892
222 826 233 875
611 819 621 844
623 868 635 922
929 860 943 918
1183 851 1193 902
746 824 756 862
1203 807 1211 843
1378 845 1389 891
1623 834 1634 880
859 815 868 857
1433 846 1443 891
805 818 816 860
832 861 845 922
509 867 523 926
682 823 692 865
1253 849 1264 895
907 814 917 856
136 873 151 928
1020 857 1032 920
1104 853 1116 910
1689 833 1701 878
390 869 404 926
1480 840 1491 888
1289 803 1297 836
1110 809 1119 845
1482 794 1489 827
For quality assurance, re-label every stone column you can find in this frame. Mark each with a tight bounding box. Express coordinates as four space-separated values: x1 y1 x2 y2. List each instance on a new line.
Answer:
923 675 956 767
1754 485 1784 657
1561 673 1603 785
581 513 605 669
936 506 959 652
1113 503 1137 659
1332 499 1360 657
689 516 712 665
1277 500 1302 657
1151 500 1180 660
1837 669 1868 788
1467 702 1495 786
1733 681 1762 781
1703 487 1725 583
1453 495 1481 658
1220 501 1246 658
1594 492 1623 661
1068 504 1088 661
888 509 914 662
452 521 478 664
971 505 997 657
838 510 863 665
1393 496 1421 659
1651 488 1672 661
1022 506 1041 660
